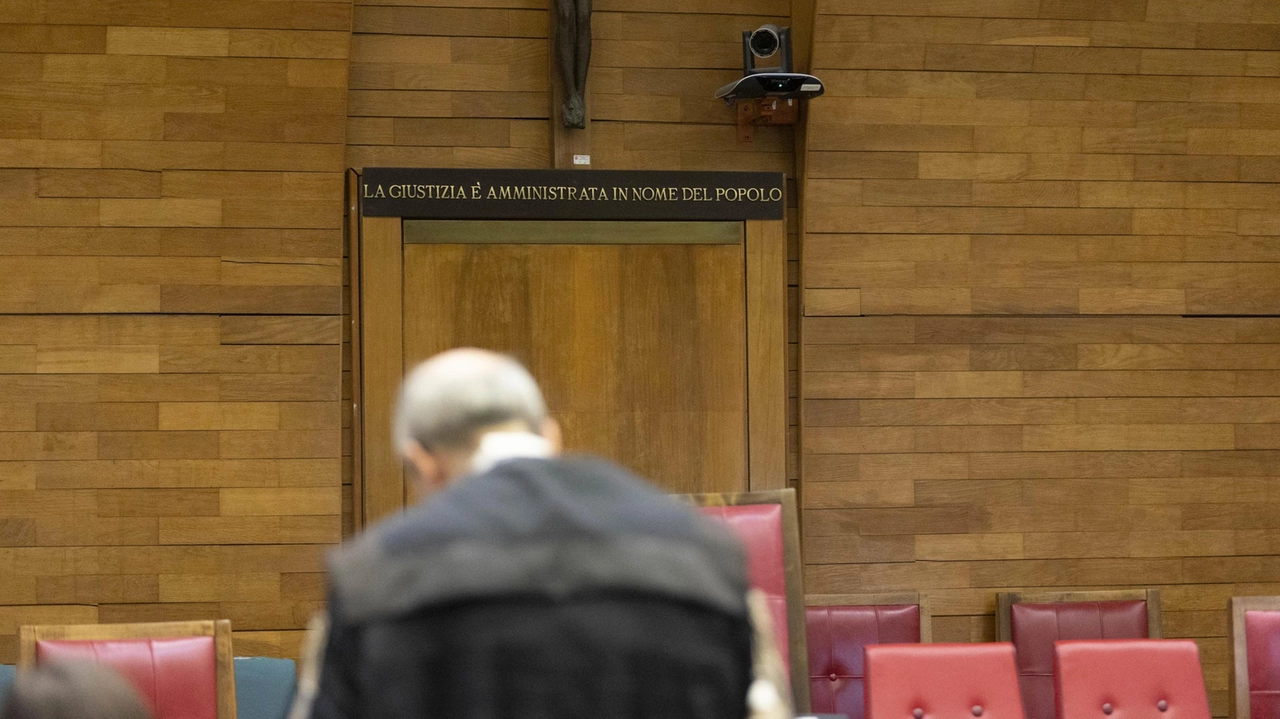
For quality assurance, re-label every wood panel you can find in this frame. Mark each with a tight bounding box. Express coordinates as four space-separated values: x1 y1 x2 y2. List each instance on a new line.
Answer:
802 316 1280 715
0 321 342 660
344 0 794 172
804 5 1280 716
0 0 351 661
345 0 801 488
748 220 789 491
402 241 748 495
358 216 404 523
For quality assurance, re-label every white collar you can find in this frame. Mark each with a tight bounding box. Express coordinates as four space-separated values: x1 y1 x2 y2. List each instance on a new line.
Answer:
468 431 553 474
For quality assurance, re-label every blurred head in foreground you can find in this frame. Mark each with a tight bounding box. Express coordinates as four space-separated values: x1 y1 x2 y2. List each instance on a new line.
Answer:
1 662 152 719
394 348 562 499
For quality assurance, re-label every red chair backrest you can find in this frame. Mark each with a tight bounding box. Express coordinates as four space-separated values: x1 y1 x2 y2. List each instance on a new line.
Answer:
1245 609 1280 719
807 604 921 719
865 643 1025 719
698 503 789 673
1054 639 1209 719
1012 601 1149 719
37 637 218 719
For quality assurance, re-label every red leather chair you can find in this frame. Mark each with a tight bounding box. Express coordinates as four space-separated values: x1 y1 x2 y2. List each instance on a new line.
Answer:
865 643 1025 719
700 502 789 658
1230 596 1280 719
997 590 1161 719
690 489 809 713
1054 640 1209 719
807 593 930 719
18 620 237 719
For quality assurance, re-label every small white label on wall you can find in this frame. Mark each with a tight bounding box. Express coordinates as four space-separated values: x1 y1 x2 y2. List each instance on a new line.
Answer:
573 154 591 165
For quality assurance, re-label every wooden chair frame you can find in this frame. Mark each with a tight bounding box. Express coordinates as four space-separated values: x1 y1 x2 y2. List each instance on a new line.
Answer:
685 488 809 713
996 588 1162 642
807 592 933 643
1229 595 1280 719
19 620 238 719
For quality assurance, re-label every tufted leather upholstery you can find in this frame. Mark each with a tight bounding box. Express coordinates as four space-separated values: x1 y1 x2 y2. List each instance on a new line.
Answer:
1054 640 1209 719
807 604 921 719
37 636 218 719
698 503 790 673
865 643 1025 719
1011 601 1149 719
1245 610 1280 719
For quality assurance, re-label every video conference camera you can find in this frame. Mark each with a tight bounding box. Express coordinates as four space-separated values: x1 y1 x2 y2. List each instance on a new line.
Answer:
715 24 825 103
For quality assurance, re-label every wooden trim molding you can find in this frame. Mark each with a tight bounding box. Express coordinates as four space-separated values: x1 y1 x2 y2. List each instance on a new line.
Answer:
790 0 817 75
746 219 788 492
20 620 238 719
791 0 816 499
403 220 744 245
346 169 364 535
686 489 810 713
996 588 1163 642
359 215 405 525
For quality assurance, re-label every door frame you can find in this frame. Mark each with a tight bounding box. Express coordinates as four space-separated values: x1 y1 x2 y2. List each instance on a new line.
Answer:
346 169 788 529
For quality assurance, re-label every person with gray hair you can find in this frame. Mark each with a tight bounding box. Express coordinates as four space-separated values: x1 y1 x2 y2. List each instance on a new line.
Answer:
297 348 765 719
392 348 560 497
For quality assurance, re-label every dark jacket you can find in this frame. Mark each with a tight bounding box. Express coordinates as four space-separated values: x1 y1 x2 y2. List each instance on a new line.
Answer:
306 456 755 719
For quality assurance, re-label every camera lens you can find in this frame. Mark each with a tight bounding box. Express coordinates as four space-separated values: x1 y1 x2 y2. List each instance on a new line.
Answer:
749 25 780 58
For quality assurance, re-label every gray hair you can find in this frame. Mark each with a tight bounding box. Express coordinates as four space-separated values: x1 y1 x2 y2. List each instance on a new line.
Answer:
393 349 548 453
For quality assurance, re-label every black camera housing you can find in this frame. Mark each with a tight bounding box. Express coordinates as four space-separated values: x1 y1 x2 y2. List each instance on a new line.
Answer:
714 73 824 102
716 24 825 103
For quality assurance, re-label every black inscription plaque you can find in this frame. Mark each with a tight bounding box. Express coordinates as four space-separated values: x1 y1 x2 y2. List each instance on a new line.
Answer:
360 168 785 221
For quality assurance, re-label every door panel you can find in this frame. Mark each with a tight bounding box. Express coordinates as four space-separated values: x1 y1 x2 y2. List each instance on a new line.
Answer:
403 242 747 494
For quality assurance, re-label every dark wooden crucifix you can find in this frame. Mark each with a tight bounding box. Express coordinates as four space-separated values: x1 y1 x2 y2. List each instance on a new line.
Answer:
554 0 591 129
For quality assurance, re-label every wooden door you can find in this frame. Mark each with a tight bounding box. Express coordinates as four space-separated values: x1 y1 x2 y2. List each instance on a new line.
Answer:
401 226 747 494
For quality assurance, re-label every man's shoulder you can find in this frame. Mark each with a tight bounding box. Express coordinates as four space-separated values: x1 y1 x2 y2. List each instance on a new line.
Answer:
328 454 714 570
374 455 703 548
325 455 750 624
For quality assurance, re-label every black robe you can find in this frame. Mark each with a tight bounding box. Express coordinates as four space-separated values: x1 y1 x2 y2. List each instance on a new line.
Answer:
307 456 754 719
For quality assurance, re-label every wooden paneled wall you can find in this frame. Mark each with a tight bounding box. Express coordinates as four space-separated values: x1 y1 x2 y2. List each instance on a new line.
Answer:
802 1 1280 714
0 1 352 661
344 0 803 486
345 0 795 173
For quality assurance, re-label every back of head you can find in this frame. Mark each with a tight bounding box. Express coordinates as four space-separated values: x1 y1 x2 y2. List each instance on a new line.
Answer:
1 663 152 719
395 348 547 454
